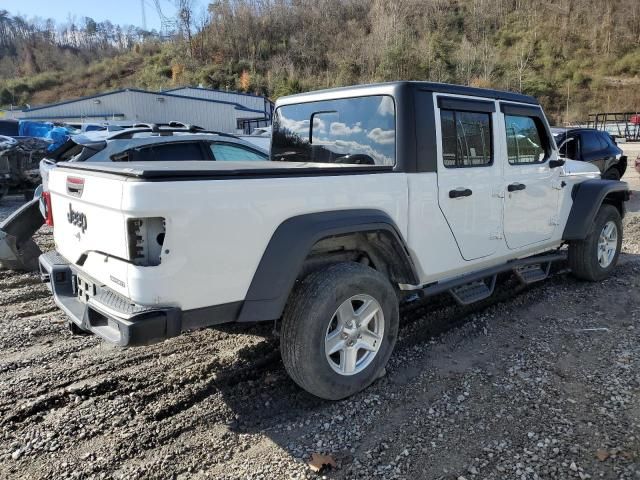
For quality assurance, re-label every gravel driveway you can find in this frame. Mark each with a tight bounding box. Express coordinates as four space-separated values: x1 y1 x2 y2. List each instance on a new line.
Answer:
1 170 640 479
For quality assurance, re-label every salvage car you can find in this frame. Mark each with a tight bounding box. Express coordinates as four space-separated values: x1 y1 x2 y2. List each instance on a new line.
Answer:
39 82 629 400
552 127 627 180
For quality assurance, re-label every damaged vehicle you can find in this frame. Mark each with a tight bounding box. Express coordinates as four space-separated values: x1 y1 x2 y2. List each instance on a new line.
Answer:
39 82 629 399
0 136 16 200
0 120 74 201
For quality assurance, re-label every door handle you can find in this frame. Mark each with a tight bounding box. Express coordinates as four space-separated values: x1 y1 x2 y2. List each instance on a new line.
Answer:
507 183 526 192
449 188 473 198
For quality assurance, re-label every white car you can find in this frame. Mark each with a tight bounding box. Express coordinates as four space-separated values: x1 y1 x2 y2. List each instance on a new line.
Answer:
39 82 629 400
39 125 269 192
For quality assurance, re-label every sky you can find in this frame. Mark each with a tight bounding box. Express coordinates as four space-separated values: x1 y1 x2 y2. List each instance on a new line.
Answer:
1 0 202 31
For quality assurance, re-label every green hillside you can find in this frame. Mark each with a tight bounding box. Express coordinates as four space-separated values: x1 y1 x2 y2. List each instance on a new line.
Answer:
1 0 640 124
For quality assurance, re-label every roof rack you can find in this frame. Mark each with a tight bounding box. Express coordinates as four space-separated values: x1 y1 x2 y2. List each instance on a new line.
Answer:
108 125 240 140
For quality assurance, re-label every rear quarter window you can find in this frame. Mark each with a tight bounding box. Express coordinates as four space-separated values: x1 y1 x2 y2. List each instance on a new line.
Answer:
272 95 395 166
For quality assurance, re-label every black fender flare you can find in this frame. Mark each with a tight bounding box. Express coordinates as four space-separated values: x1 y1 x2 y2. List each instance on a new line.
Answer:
562 179 630 240
237 209 418 322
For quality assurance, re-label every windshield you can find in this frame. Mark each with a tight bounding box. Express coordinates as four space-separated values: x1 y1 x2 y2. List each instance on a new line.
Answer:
271 95 396 166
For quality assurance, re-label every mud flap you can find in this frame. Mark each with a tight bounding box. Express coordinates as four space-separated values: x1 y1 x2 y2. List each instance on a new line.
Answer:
0 198 44 271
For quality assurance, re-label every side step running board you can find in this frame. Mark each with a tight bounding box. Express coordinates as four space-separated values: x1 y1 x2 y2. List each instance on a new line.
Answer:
419 251 567 303
449 276 497 305
513 262 552 285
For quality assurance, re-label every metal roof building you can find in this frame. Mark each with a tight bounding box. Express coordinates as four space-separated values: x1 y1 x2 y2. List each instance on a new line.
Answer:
14 87 273 133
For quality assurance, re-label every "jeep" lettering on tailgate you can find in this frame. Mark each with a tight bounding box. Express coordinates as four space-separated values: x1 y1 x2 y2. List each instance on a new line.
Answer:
67 203 88 233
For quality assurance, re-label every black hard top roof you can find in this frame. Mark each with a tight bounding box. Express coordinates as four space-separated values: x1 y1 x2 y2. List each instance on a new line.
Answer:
279 81 539 105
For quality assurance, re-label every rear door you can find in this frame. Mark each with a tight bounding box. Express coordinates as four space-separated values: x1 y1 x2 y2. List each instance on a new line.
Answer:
435 96 502 260
502 104 559 249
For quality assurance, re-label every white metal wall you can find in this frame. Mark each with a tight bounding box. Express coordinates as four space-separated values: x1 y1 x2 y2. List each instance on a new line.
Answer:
168 87 269 114
17 90 259 133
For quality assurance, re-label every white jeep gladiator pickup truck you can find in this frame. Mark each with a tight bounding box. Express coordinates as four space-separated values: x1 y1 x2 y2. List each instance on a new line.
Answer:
40 82 630 399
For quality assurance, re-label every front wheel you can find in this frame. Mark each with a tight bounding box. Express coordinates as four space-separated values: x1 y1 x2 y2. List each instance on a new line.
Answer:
280 262 398 400
569 204 622 281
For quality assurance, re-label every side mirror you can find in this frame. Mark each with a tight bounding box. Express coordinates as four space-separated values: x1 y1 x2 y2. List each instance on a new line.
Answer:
549 159 565 169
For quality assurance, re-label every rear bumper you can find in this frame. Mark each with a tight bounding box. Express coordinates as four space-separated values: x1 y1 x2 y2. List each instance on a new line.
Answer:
39 251 181 346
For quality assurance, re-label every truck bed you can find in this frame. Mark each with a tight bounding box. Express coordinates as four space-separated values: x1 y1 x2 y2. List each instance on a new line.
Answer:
57 160 391 179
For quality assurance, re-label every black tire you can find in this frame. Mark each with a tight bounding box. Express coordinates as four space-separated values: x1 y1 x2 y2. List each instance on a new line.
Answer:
280 262 398 400
602 168 621 181
568 204 622 281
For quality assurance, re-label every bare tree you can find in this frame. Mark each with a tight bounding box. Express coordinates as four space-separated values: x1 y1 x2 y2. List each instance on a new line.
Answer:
175 0 194 57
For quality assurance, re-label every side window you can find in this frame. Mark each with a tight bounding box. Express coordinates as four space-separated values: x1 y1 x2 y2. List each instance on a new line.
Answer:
143 142 206 161
505 115 546 165
210 143 267 161
440 110 492 168
580 133 602 156
111 151 131 162
272 95 396 166
597 132 611 149
113 142 207 162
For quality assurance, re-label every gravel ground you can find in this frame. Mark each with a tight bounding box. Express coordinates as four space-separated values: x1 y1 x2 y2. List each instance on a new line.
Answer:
2 175 640 479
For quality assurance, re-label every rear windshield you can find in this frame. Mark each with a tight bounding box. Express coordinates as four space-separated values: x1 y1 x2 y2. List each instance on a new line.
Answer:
271 95 395 166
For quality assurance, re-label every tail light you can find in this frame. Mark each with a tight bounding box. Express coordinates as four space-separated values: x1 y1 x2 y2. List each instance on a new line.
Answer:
43 191 54 226
126 217 166 266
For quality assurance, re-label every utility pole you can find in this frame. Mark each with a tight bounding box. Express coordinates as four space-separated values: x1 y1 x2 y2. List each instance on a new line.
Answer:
141 0 147 30
565 80 570 126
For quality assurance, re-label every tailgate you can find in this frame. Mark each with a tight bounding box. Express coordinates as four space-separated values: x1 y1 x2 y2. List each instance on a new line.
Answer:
49 168 129 263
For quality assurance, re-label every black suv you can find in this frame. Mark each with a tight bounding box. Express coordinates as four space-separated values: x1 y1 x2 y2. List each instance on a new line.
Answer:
552 128 626 180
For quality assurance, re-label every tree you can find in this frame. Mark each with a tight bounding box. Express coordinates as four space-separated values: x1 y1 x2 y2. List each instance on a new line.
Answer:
239 70 251 91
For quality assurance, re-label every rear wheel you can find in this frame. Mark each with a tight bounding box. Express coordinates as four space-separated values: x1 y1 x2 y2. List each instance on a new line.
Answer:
569 204 622 281
280 262 398 400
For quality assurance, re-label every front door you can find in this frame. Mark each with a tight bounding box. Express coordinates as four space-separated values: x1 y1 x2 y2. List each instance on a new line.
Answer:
502 110 560 249
436 97 502 261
